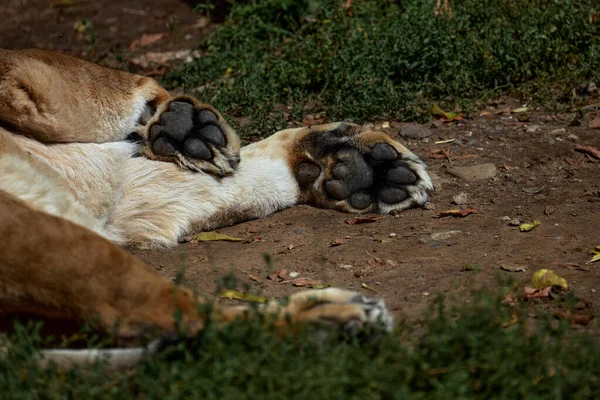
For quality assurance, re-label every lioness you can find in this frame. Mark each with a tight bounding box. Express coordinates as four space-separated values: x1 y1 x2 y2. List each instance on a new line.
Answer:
0 49 433 368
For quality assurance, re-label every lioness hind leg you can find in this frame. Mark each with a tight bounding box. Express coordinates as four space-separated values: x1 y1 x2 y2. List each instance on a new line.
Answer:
283 122 433 214
143 96 241 177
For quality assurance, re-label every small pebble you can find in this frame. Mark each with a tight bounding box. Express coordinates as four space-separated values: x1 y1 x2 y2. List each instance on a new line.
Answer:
508 219 521 226
389 233 397 238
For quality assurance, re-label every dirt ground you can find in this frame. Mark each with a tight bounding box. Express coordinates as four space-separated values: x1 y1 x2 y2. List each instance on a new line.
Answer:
3 0 599 329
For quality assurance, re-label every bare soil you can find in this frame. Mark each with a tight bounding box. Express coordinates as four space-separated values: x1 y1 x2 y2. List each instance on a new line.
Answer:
3 0 599 330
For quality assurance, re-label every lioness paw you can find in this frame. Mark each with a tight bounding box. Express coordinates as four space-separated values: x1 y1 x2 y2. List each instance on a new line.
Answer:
270 287 394 335
146 96 241 177
293 122 433 213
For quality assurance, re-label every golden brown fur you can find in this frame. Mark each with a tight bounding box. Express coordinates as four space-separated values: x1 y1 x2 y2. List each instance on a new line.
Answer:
0 49 432 366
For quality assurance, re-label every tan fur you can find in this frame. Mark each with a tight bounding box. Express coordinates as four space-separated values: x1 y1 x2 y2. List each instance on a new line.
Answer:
0 49 431 366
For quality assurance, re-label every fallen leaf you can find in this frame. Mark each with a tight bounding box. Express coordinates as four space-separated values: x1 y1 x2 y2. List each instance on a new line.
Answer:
330 238 345 247
554 262 589 272
219 290 268 303
524 286 552 299
346 216 381 225
519 220 541 232
182 232 243 243
129 32 167 51
502 293 518 306
267 269 289 282
554 311 595 326
437 208 477 218
588 117 600 129
431 104 463 121
522 186 544 194
532 269 568 290
564 157 586 166
292 278 323 287
361 283 379 293
500 264 528 272
574 144 600 159
512 107 529 113
248 275 261 282
587 245 600 264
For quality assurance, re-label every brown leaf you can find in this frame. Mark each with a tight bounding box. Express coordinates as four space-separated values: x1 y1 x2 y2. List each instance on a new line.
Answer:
267 269 289 282
346 216 381 225
564 157 586 166
554 262 590 272
573 144 600 159
129 32 168 51
329 238 345 247
248 275 261 282
436 208 477 218
588 116 600 129
292 278 322 287
524 286 552 299
554 311 595 326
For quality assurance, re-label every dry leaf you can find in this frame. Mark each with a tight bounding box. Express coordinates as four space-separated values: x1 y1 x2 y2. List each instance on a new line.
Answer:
587 245 600 264
511 107 528 113
500 264 528 272
431 104 463 121
248 275 261 282
330 238 345 247
532 269 568 290
182 232 243 243
361 283 379 293
129 32 167 51
519 220 541 232
346 216 381 225
588 117 600 129
437 208 477 218
524 286 552 299
554 311 595 326
219 290 268 303
267 269 289 282
574 144 600 159
292 278 323 287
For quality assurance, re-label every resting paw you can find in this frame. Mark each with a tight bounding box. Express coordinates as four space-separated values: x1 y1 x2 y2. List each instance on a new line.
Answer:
293 122 433 213
145 96 240 177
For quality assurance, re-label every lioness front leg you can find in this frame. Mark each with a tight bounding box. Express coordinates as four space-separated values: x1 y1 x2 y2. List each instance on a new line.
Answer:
244 122 433 214
0 49 240 176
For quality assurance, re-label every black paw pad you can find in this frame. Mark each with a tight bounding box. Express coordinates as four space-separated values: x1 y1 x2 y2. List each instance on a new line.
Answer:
349 192 372 210
297 162 321 184
150 101 225 161
371 143 397 161
378 187 408 204
324 149 374 200
387 166 417 185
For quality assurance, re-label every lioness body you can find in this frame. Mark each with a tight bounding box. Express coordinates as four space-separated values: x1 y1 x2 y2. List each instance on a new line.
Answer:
0 49 431 365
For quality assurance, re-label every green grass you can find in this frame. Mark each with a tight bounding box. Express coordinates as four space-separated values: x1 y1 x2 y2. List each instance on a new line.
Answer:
168 0 600 139
1 288 599 399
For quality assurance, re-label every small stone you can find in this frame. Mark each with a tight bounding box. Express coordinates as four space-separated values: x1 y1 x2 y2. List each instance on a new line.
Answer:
400 125 433 139
431 230 462 241
447 164 497 182
418 237 428 244
525 125 540 133
423 202 436 210
422 292 430 296
508 219 521 226
289 271 300 278
501 216 512 221
567 134 579 141
288 244 295 250
386 259 398 267
452 192 468 205
389 233 397 238
339 264 353 270
588 82 597 94
549 128 566 135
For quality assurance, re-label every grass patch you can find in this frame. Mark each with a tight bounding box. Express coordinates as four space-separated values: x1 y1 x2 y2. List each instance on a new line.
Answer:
2 288 599 398
168 0 600 138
